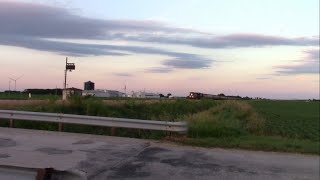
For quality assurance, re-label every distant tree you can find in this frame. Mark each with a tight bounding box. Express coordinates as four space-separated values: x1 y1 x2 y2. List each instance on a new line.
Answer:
243 96 252 100
23 88 62 95
166 93 172 98
218 93 225 97
159 94 165 98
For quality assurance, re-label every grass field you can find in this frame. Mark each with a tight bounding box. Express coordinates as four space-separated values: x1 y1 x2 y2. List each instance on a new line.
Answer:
0 98 319 154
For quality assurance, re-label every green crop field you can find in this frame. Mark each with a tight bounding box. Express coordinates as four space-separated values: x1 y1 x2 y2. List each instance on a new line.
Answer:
249 100 319 141
0 98 319 154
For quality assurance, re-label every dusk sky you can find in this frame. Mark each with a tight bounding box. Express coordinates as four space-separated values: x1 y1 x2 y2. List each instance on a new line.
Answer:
0 0 319 99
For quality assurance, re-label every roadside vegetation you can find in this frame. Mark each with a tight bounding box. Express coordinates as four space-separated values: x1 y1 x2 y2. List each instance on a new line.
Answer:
0 92 60 100
0 97 319 154
179 100 319 154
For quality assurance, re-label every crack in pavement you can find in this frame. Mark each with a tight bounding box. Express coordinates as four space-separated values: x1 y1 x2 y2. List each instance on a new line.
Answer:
0 138 16 148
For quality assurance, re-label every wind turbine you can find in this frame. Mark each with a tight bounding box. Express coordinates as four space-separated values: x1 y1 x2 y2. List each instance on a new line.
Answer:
8 75 23 91
8 80 11 91
123 83 127 95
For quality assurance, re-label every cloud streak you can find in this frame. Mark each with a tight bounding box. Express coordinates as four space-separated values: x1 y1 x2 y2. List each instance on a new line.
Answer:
0 1 201 39
113 73 134 77
163 57 212 69
0 1 318 51
0 35 213 71
0 1 215 71
0 1 317 74
274 49 319 75
0 35 128 56
145 67 174 73
111 33 319 49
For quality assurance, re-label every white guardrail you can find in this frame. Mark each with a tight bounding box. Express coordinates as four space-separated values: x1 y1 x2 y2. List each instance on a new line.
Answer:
0 110 188 134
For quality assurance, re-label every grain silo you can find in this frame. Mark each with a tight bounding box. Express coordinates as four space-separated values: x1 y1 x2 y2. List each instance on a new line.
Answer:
84 81 95 90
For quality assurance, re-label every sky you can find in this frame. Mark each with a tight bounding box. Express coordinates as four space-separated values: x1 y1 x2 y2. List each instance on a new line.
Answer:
0 0 319 99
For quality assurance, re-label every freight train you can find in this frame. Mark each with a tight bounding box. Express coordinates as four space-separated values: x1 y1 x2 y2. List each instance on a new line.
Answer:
187 92 242 100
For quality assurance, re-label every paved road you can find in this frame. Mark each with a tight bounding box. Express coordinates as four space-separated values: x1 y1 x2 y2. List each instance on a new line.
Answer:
0 127 319 180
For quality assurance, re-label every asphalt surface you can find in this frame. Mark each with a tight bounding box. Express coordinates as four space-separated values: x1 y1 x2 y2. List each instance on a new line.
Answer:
0 127 319 180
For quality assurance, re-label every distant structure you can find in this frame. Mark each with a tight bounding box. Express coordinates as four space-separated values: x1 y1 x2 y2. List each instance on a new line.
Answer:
84 81 95 90
63 87 82 100
82 89 125 98
63 57 75 100
131 91 160 99
8 75 23 91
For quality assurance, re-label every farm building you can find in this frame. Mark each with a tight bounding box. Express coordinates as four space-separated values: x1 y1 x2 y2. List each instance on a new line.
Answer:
82 89 125 98
130 91 160 99
62 87 83 100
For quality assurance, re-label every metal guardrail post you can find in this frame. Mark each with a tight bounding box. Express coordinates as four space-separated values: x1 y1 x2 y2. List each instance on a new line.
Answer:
36 168 53 180
58 115 63 132
58 123 63 132
9 113 14 128
111 127 117 136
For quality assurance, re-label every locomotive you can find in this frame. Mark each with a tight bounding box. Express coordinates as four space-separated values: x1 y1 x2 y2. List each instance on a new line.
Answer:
188 92 215 99
187 92 242 100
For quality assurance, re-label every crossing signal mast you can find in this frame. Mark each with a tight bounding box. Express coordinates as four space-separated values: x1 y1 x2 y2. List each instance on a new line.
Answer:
64 57 75 89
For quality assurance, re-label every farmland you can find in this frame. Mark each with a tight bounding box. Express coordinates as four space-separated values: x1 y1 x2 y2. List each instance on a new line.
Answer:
0 97 319 154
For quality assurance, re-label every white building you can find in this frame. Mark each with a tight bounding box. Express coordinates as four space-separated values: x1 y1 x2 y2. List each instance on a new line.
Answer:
82 89 125 98
130 91 160 99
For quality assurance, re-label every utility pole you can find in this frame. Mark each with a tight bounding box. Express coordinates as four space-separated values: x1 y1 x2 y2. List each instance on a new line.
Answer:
63 57 75 100
64 57 68 90
64 57 76 89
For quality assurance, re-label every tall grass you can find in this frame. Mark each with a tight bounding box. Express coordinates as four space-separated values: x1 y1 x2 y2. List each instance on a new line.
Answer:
184 101 265 138
13 97 217 121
